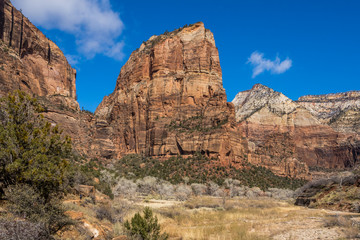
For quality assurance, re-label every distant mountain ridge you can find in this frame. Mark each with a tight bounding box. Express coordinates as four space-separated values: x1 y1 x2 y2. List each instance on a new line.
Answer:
232 84 359 179
297 91 360 133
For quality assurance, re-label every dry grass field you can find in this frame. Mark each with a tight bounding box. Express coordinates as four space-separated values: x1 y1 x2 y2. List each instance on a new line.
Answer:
130 197 360 240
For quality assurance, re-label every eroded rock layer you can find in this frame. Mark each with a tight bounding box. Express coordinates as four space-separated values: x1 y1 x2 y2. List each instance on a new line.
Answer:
233 84 359 179
297 91 360 133
0 0 78 110
0 0 93 155
94 23 246 164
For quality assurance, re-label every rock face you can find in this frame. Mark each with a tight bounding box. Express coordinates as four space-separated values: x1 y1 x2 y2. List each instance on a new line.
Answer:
298 91 360 133
295 171 360 212
94 22 246 164
0 0 78 110
232 84 360 178
0 0 93 155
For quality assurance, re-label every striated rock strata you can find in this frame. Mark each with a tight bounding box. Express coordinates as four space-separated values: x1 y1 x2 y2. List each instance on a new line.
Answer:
94 22 246 164
0 0 78 110
0 0 93 155
298 91 360 133
232 84 359 179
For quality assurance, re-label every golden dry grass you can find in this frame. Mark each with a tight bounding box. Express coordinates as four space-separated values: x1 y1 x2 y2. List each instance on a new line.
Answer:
135 197 360 240
61 195 359 240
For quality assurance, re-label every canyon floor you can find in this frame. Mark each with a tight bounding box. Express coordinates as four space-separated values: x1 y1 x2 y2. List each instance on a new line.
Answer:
60 195 360 240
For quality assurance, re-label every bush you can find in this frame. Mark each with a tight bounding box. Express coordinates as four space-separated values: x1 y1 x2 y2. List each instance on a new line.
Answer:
191 183 207 196
136 176 157 196
0 91 72 200
230 185 246 197
112 199 131 223
113 178 137 197
175 184 192 201
124 207 168 240
207 182 221 196
95 205 115 223
156 181 175 199
65 158 115 199
0 219 51 240
5 184 73 234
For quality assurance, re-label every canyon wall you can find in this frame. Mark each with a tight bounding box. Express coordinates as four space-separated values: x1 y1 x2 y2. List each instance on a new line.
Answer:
0 0 78 110
298 91 360 133
233 84 359 178
1 0 359 179
0 0 92 154
94 22 246 164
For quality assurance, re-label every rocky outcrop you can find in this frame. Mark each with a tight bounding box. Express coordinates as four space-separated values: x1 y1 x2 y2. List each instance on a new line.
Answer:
94 22 246 164
232 84 360 179
295 171 360 212
0 0 78 110
298 91 360 133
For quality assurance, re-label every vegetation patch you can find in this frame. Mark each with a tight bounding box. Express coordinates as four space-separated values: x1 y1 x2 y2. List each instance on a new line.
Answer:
167 114 228 133
115 153 306 190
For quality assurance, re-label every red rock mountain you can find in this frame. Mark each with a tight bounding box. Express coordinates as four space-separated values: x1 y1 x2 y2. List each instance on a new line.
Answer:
93 22 246 164
0 0 359 179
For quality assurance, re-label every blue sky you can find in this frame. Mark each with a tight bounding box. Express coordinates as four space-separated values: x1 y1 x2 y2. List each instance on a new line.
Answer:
12 0 360 112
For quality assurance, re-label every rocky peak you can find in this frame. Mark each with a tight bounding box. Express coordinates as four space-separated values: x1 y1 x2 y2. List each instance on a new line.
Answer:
109 21 222 98
232 84 298 122
94 22 244 163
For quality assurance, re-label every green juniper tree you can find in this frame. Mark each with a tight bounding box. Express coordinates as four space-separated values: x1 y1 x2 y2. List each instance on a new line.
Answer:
0 90 72 201
124 207 168 240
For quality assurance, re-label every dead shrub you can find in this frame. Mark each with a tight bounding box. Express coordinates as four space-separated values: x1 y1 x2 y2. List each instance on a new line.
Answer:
184 197 221 209
95 205 115 223
5 184 73 234
324 215 351 228
191 183 207 196
0 219 51 240
175 185 192 201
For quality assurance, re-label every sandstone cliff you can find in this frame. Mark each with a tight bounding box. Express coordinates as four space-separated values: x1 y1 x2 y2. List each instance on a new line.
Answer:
0 0 93 154
0 0 78 110
232 84 359 178
94 22 246 164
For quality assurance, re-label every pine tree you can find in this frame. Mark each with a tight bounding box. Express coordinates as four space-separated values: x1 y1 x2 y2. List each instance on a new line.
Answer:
124 207 168 240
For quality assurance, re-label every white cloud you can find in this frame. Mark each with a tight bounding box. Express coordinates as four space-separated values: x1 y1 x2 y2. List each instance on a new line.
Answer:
247 51 292 78
65 54 81 66
12 0 124 60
